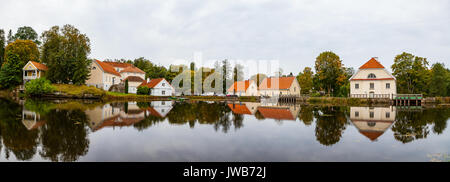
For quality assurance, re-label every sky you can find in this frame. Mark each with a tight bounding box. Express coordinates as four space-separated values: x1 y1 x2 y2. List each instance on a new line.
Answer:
1 0 449 76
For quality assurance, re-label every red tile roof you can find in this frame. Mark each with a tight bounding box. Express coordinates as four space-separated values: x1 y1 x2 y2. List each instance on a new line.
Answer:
350 78 395 81
104 61 134 68
359 131 384 141
124 76 145 82
227 80 253 92
227 104 252 115
359 58 385 69
259 76 295 90
139 78 165 88
30 61 48 71
257 107 295 120
120 66 145 74
147 107 164 117
95 60 121 76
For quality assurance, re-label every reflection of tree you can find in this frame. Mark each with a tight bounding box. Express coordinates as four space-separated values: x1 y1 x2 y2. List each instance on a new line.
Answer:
314 106 348 146
39 109 90 162
0 99 39 161
254 110 265 120
299 106 314 126
392 108 450 143
232 113 244 130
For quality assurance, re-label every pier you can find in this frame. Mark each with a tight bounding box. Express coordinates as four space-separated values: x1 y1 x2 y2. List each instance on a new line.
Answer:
392 94 422 106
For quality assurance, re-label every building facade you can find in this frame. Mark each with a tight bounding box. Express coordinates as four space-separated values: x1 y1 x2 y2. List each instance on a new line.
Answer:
350 57 396 98
139 78 174 96
258 76 301 97
226 80 259 96
22 61 48 83
86 60 122 91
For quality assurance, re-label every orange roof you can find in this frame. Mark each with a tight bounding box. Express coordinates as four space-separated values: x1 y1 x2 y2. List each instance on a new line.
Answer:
120 66 145 74
29 121 46 130
104 61 134 68
30 61 48 71
94 115 143 131
359 57 385 69
227 104 252 115
95 60 121 76
147 107 164 117
257 107 295 120
258 76 295 90
359 131 384 141
227 80 253 92
139 78 165 88
124 76 145 82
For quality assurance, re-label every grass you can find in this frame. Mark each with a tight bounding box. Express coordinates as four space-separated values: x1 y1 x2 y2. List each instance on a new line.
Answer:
53 84 106 97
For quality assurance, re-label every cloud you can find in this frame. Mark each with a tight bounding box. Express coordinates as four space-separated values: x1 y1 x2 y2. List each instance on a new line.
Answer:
1 0 449 75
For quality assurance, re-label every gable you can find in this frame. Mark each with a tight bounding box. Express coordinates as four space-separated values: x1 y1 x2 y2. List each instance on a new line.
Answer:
350 68 395 81
23 62 37 70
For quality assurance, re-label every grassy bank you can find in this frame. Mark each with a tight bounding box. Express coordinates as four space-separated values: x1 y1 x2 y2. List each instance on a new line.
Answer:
305 97 391 106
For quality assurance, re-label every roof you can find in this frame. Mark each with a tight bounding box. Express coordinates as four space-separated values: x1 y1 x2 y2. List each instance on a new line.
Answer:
359 57 385 69
227 80 253 92
258 76 296 90
104 61 134 68
139 78 165 88
257 107 295 120
124 76 145 82
359 131 384 141
147 107 164 117
30 61 48 71
227 104 252 115
95 60 121 76
120 66 145 74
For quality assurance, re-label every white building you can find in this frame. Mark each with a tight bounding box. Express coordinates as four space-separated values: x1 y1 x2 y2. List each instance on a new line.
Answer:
86 60 122 91
349 57 396 98
226 80 259 96
139 78 174 96
350 106 396 141
22 61 48 83
258 76 301 97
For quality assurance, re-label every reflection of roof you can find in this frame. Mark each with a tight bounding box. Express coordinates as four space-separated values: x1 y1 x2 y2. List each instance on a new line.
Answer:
146 107 164 117
124 76 145 82
227 80 253 92
120 66 145 74
93 115 143 131
359 58 385 69
30 61 48 71
104 61 133 68
227 104 252 115
96 60 121 76
257 107 295 120
22 120 46 130
259 77 295 90
139 78 165 88
359 131 384 141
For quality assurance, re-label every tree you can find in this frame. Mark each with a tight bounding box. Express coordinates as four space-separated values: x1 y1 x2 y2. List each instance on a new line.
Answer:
429 63 448 96
124 79 129 94
232 64 244 82
41 25 91 85
13 26 41 45
250 73 267 87
391 52 429 95
0 40 39 89
314 51 346 96
7 30 13 44
219 59 232 94
0 29 5 66
297 67 314 94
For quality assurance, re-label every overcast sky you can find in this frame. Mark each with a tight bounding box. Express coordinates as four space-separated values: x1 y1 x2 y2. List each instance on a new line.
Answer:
1 0 449 75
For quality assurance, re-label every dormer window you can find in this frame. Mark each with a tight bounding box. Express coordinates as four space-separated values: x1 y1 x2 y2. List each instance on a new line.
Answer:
368 73 376 78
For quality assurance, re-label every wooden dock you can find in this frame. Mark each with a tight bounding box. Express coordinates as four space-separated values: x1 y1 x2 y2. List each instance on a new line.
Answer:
392 94 422 106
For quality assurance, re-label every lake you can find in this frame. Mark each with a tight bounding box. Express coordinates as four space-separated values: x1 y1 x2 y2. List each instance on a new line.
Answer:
0 98 449 162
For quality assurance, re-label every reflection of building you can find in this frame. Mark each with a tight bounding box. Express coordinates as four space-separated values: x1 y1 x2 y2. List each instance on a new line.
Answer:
85 101 174 131
350 107 396 141
257 106 300 121
22 109 46 130
228 102 260 115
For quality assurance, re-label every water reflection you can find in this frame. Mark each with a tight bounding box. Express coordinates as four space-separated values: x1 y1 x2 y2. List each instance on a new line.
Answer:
0 98 449 161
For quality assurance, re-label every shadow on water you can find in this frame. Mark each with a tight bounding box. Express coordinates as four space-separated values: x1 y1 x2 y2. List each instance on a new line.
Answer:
0 98 449 161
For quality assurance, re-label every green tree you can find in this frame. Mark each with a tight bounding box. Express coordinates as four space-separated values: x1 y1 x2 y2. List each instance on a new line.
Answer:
125 79 129 94
314 51 346 96
41 25 91 85
232 64 244 82
0 29 5 66
250 73 267 87
13 26 41 45
6 30 13 44
391 52 429 95
0 40 39 89
297 67 314 94
137 86 150 95
429 63 448 96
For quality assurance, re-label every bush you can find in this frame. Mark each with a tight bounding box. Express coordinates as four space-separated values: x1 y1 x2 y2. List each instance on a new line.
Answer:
137 86 149 95
25 78 55 96
125 80 129 94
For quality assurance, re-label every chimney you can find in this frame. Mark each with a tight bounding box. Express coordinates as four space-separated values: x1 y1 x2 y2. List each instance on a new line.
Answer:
147 78 151 82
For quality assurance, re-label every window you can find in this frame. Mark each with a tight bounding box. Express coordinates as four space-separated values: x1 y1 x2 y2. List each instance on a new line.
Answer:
368 73 376 78
162 101 165 105
355 111 359 117
386 112 390 118
162 83 165 87
370 112 374 118
355 83 359 89
386 83 390 89
92 66 96 70
370 83 374 90
162 91 165 95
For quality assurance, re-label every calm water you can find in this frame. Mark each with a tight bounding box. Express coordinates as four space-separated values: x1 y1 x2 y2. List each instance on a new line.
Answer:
0 98 449 162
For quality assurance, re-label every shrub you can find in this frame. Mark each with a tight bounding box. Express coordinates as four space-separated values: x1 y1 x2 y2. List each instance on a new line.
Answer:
25 78 55 96
125 80 129 94
137 86 149 95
